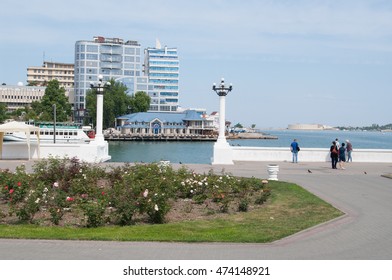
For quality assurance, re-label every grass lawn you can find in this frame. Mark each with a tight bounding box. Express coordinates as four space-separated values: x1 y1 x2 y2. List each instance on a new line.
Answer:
0 181 343 243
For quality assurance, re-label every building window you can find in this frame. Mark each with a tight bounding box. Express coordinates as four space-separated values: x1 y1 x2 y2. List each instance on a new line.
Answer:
86 54 98 60
124 56 134 62
125 48 135 54
161 106 171 111
86 45 98 52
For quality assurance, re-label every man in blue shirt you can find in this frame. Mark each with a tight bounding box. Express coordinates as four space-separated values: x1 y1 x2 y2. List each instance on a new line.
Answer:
290 139 299 163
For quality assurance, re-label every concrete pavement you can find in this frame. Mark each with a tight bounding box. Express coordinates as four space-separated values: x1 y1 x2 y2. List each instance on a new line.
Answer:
0 160 391 259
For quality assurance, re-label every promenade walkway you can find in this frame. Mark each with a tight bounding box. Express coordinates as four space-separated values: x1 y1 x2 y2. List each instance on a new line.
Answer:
0 160 391 259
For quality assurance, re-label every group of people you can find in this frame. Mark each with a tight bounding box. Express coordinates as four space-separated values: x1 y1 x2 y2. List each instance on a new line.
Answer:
290 138 353 169
330 138 353 169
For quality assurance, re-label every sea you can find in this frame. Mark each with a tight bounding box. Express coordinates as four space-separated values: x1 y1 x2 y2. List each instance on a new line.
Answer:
108 130 392 164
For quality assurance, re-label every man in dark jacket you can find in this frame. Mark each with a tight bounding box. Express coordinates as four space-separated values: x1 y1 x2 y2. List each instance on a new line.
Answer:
290 139 299 163
330 141 338 169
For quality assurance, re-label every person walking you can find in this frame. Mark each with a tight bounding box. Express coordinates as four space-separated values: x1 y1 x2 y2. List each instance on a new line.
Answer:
290 139 300 163
338 142 346 170
346 140 353 162
330 141 338 169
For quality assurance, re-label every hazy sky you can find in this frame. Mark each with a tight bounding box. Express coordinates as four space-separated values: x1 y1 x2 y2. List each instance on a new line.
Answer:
1 0 391 128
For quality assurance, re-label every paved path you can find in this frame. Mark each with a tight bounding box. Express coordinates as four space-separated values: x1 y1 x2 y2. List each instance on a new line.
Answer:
0 160 391 259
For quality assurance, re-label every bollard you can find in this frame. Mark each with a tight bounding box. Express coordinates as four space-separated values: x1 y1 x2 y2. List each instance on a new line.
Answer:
267 164 279 181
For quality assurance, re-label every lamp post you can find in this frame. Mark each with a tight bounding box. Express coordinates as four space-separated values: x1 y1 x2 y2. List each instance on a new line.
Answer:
90 75 111 142
52 104 56 143
212 78 232 146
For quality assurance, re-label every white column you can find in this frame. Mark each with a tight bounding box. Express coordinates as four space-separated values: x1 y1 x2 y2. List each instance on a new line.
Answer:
212 78 233 165
95 90 104 142
212 92 233 165
216 94 228 146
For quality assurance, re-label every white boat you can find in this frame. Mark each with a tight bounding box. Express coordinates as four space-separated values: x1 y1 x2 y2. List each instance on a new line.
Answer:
3 122 94 143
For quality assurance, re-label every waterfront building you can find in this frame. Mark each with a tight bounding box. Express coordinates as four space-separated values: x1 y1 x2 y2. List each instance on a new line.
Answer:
27 61 74 103
113 110 214 138
207 111 220 130
74 36 145 122
0 83 45 112
144 40 179 112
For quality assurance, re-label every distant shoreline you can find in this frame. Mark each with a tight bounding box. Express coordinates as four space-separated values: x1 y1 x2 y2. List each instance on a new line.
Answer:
228 132 278 140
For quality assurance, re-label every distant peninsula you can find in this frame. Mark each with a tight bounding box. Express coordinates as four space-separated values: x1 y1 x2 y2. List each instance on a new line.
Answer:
336 123 392 132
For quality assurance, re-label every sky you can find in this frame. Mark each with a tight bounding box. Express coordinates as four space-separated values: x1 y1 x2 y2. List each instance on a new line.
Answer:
1 0 391 129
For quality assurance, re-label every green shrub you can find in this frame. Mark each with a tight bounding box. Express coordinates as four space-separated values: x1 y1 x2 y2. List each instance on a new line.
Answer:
80 198 107 228
0 158 272 227
255 189 271 205
49 207 63 225
238 198 249 212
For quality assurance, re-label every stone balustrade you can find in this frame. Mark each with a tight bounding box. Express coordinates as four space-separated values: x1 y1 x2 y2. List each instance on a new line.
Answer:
230 147 392 163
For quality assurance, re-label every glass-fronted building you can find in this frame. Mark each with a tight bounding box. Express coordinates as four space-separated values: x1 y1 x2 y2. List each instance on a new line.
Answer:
144 45 179 112
74 36 145 122
74 36 179 123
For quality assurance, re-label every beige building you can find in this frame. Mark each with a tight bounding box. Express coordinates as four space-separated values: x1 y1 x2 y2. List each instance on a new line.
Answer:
27 61 74 87
27 61 74 103
0 84 46 112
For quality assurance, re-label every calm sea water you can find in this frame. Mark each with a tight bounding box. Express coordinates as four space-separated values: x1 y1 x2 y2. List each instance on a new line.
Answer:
108 130 392 164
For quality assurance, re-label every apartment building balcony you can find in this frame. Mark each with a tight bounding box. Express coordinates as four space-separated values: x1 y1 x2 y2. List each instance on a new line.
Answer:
100 54 122 62
100 62 122 69
100 47 123 55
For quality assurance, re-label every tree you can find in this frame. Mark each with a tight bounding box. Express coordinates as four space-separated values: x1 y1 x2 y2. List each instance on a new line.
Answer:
27 81 39 86
0 103 7 123
34 80 72 122
7 106 30 121
86 79 131 129
129 91 151 113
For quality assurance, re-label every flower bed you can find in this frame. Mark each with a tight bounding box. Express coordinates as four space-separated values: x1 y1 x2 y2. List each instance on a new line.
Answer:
0 157 270 228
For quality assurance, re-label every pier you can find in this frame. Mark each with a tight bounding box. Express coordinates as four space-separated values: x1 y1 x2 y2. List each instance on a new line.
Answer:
104 132 278 141
104 133 218 141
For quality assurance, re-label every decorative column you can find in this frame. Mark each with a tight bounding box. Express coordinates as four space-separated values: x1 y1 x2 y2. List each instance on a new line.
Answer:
212 78 234 165
95 91 104 142
90 75 111 142
217 91 228 145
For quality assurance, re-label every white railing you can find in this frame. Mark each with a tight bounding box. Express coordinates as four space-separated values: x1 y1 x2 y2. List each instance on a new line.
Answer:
1 142 111 163
230 147 392 163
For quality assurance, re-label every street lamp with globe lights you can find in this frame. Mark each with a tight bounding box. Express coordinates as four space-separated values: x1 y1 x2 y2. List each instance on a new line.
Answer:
212 78 232 146
90 75 111 142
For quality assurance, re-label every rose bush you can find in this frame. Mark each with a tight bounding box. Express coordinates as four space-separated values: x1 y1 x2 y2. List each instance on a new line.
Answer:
0 157 271 227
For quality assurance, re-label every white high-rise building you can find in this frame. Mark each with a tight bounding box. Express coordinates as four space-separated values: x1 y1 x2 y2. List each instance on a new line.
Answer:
74 36 148 122
74 37 179 122
144 40 179 112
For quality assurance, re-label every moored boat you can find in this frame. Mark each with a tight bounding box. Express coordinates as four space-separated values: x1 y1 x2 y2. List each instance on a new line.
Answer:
3 122 94 143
